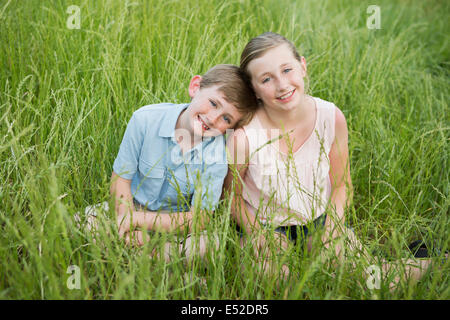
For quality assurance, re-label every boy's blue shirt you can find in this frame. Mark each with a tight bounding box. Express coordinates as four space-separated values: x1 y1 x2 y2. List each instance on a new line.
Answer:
113 103 228 212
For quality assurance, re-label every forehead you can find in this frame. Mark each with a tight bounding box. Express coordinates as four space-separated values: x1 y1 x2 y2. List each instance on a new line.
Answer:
247 43 298 76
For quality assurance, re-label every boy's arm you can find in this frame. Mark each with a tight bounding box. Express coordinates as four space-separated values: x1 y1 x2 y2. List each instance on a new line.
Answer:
127 208 207 234
119 207 208 236
110 172 134 217
109 111 203 236
110 172 206 236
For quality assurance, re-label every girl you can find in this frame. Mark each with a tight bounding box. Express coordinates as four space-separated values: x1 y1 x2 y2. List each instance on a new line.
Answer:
224 32 435 285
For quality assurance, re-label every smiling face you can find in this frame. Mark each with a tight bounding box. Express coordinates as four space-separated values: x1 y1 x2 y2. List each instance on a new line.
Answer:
246 43 307 113
185 76 244 138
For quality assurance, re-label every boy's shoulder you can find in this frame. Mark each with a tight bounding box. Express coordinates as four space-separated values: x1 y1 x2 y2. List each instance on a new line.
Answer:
133 103 188 117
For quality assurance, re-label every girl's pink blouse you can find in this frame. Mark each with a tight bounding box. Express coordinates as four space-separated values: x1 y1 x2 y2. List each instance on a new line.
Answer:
241 96 336 227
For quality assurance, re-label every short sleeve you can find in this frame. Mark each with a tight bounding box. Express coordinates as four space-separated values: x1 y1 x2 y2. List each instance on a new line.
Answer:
112 113 145 180
191 137 228 211
192 162 228 211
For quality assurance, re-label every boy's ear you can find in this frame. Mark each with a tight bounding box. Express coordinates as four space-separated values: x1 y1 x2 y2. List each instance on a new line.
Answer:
188 75 202 98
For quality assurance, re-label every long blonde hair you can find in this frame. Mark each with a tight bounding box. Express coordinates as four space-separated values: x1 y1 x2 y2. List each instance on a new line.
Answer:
240 32 302 79
240 32 310 97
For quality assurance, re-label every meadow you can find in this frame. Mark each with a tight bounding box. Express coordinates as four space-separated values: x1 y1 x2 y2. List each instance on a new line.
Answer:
0 0 448 299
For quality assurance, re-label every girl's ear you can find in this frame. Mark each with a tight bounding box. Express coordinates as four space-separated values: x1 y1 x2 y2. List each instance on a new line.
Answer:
188 75 202 98
300 56 307 76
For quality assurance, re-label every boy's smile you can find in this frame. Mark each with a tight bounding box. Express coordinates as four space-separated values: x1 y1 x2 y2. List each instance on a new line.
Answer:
197 114 211 132
179 77 243 140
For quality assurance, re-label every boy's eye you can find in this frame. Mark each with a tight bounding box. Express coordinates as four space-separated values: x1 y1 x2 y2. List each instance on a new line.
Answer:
283 68 292 73
209 99 217 107
223 115 231 125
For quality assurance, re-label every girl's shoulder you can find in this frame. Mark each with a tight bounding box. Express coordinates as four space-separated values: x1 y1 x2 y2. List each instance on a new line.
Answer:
312 96 346 120
310 96 347 147
311 96 337 111
227 127 248 148
308 96 336 125
311 95 346 126
226 127 249 166
311 96 348 144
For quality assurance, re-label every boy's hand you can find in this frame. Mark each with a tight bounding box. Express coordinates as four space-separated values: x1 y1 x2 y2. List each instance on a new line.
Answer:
117 212 134 238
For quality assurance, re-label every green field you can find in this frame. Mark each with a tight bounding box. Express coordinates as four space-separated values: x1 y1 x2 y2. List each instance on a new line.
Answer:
0 0 448 299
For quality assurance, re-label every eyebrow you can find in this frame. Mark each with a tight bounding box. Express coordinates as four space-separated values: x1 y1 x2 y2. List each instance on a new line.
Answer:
258 72 271 79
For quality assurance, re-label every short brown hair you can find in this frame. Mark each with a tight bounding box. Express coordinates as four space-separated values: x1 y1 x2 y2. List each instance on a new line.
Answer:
200 64 258 127
240 32 302 79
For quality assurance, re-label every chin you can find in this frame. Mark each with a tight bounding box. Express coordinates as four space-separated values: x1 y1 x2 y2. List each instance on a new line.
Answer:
270 102 296 112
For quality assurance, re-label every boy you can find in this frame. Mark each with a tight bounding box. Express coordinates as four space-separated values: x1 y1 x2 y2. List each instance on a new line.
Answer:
110 64 257 255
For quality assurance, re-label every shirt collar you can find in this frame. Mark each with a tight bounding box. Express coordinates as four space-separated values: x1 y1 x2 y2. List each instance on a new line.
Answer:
158 103 189 138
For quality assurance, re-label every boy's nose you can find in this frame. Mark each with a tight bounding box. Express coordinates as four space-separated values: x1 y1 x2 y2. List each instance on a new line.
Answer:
207 110 221 126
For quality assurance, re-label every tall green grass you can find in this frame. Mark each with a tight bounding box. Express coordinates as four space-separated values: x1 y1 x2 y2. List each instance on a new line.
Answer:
0 0 448 299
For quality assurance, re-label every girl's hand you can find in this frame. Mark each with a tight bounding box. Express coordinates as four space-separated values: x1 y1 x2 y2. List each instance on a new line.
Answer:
123 230 148 246
272 232 290 250
254 233 289 259
253 234 268 260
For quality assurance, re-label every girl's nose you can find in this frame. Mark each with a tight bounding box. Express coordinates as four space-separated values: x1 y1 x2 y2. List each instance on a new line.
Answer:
277 76 289 92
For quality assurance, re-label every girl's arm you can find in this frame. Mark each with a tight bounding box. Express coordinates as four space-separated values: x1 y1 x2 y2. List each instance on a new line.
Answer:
224 129 268 245
324 107 353 243
110 172 205 237
224 129 253 231
224 129 290 256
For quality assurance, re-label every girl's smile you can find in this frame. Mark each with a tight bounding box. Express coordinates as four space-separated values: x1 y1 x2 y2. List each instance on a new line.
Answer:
276 88 296 102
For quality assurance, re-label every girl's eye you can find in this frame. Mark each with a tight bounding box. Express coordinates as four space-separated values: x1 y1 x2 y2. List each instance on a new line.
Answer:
283 68 292 73
262 77 270 84
209 99 217 107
